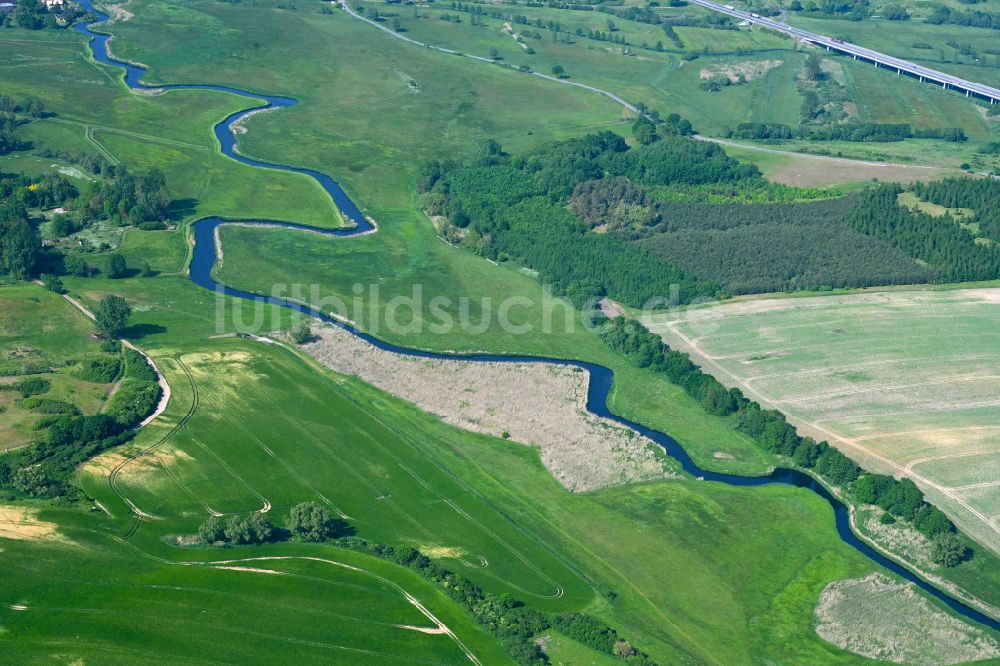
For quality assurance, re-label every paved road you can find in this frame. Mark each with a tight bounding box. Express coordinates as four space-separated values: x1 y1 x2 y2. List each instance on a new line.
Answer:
688 0 1000 103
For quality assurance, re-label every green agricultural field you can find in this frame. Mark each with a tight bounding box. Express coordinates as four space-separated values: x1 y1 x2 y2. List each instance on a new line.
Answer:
0 506 511 664
644 288 1000 558
71 333 886 665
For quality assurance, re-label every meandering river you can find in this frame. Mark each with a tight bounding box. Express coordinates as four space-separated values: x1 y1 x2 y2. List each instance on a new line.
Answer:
75 0 1000 633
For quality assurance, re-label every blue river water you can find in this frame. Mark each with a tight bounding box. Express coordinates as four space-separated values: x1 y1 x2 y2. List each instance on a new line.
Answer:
76 0 1000 632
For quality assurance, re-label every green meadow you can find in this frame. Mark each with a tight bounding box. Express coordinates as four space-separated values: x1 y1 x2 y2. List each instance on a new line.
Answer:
1 0 1000 663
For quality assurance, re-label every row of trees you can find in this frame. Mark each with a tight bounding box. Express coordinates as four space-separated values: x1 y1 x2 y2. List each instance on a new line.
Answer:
197 501 348 546
927 5 1000 29
336 536 658 665
598 316 964 563
855 474 968 565
736 121 967 143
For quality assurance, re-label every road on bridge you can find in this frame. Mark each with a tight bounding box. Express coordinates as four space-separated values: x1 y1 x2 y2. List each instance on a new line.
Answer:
687 0 1000 103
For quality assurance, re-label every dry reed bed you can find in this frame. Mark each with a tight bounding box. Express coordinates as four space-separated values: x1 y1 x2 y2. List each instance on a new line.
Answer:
815 573 1000 665
301 325 674 492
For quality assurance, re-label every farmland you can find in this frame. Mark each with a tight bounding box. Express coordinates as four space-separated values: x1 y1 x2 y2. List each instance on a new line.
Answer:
644 287 1000 556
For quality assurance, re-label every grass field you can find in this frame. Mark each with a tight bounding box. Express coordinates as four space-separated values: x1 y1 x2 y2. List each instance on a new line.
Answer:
644 288 1000 557
0 284 115 447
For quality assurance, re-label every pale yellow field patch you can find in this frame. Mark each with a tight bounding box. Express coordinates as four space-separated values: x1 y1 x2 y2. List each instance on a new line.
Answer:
0 506 67 544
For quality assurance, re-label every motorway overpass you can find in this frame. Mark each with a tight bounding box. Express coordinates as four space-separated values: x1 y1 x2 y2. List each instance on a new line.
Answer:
687 0 1000 104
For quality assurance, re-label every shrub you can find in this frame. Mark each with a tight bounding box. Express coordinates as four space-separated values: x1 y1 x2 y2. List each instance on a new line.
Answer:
122 349 157 382
40 273 66 294
14 376 51 398
290 322 314 344
18 398 80 415
105 380 161 426
71 356 121 383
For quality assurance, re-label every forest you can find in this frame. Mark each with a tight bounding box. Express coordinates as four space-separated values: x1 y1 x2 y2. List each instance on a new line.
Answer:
911 177 1000 242
849 185 1000 282
419 132 739 306
632 196 933 294
424 130 1000 300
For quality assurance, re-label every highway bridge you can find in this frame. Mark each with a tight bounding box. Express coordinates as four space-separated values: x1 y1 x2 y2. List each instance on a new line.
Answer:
687 0 1000 104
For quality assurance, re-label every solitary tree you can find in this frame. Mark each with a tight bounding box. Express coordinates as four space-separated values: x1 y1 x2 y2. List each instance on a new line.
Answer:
95 294 131 339
931 532 969 567
288 501 336 542
804 53 823 82
551 64 566 78
107 254 127 279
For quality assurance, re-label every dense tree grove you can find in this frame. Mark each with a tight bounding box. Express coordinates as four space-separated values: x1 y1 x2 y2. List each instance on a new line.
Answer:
0 413 129 500
598 316 959 539
287 501 341 541
421 133 732 305
911 177 1000 242
848 185 1000 282
927 5 1000 29
84 166 171 228
1 0 86 30
0 201 40 279
0 340 160 502
568 178 943 294
0 154 172 280
336 536 658 665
